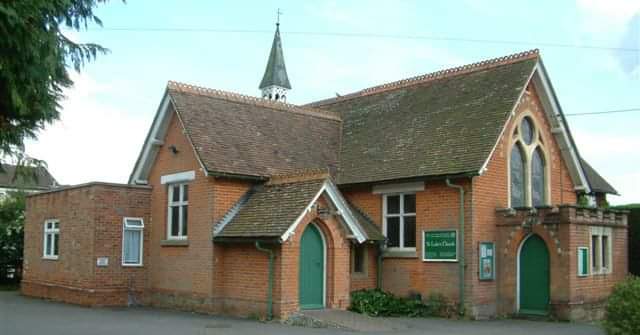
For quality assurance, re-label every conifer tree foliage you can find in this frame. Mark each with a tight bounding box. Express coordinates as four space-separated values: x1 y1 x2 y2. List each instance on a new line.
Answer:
0 1 114 162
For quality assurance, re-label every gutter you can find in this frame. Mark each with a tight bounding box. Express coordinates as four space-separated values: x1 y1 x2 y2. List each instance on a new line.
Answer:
255 241 275 320
446 178 465 315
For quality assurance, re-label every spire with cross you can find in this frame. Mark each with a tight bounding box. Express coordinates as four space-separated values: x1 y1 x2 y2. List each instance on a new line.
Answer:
259 9 291 102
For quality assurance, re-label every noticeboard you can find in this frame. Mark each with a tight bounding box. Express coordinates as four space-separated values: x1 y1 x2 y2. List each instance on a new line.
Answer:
423 230 458 262
479 242 495 281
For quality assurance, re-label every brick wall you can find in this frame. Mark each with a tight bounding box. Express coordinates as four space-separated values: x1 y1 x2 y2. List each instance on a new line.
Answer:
22 183 150 306
343 179 473 307
471 83 579 318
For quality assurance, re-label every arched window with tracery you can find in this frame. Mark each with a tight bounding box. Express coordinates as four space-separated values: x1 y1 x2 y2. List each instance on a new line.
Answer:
509 116 548 207
510 144 526 207
531 147 546 207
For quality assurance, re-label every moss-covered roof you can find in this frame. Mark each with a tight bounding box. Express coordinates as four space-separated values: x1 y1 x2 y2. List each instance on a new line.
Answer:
311 56 537 185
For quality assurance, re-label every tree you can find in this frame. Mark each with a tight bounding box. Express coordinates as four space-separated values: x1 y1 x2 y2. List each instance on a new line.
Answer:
0 191 26 283
0 0 113 163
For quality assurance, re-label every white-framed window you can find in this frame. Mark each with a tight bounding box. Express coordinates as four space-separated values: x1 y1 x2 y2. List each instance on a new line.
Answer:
590 226 612 274
43 219 60 259
383 193 416 250
122 217 144 266
167 183 188 239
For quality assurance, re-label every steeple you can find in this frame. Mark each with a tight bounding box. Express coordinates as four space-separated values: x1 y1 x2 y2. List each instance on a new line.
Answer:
259 15 291 102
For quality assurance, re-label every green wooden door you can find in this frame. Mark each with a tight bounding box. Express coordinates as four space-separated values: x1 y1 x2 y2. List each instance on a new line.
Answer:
299 224 324 309
519 234 550 315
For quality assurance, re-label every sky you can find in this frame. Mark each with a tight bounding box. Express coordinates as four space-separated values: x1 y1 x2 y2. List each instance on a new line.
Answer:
23 0 640 205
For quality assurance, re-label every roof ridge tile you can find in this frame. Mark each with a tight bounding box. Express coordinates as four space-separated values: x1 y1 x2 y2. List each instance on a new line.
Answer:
167 81 340 121
307 49 539 107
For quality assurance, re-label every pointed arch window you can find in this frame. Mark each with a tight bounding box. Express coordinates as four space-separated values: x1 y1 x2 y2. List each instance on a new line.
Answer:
531 147 546 207
510 144 526 207
509 116 548 207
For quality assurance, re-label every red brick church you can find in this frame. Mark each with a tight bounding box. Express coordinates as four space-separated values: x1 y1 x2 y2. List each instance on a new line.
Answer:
22 23 627 321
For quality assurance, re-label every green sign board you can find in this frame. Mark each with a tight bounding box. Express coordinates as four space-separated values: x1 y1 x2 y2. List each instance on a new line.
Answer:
423 230 457 262
479 242 495 281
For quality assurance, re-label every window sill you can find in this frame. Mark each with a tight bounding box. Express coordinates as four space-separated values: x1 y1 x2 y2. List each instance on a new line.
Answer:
42 256 59 261
122 263 144 267
383 249 417 259
351 271 368 278
160 239 189 247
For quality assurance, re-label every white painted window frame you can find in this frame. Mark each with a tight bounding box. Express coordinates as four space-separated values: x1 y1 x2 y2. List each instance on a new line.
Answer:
383 193 417 251
122 217 144 267
590 226 613 275
43 219 60 260
167 183 189 240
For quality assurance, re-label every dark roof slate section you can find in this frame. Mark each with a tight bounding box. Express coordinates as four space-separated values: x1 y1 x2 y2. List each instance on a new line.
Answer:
0 165 57 190
311 52 538 185
580 159 618 195
348 202 385 241
215 179 324 238
259 24 291 90
167 82 340 178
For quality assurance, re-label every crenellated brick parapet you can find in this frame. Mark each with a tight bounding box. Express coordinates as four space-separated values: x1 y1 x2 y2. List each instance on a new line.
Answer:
496 205 627 229
557 205 627 228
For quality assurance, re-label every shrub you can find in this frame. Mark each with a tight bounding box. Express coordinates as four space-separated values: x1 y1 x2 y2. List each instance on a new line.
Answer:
349 289 453 318
604 276 640 335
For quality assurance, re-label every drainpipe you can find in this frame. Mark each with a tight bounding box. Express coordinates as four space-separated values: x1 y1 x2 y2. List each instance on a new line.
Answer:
446 178 465 315
255 241 275 320
376 241 384 290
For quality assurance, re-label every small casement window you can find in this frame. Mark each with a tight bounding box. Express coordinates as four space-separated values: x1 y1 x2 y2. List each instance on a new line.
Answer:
590 227 613 274
352 244 367 274
43 219 60 259
122 218 144 266
167 183 188 239
384 193 416 249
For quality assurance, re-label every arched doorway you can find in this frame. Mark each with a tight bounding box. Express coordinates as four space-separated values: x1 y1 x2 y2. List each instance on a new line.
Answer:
518 234 550 315
299 223 325 309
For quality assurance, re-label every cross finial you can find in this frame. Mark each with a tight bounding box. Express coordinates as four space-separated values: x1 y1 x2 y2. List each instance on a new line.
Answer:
276 8 282 26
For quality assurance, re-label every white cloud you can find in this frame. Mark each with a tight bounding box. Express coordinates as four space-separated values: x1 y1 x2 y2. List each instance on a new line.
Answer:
576 0 640 32
24 72 148 186
573 129 640 204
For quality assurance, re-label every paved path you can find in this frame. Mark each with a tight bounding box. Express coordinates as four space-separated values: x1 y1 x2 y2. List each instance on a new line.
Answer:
0 291 604 335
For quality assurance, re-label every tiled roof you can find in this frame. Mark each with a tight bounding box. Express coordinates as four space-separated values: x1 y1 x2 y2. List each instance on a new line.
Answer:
348 201 385 241
0 164 57 190
167 82 341 178
310 50 539 184
215 178 325 239
580 159 618 195
214 172 383 241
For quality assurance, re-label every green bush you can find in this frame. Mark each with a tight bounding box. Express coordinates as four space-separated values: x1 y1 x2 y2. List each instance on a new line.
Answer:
604 276 640 335
349 289 453 317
